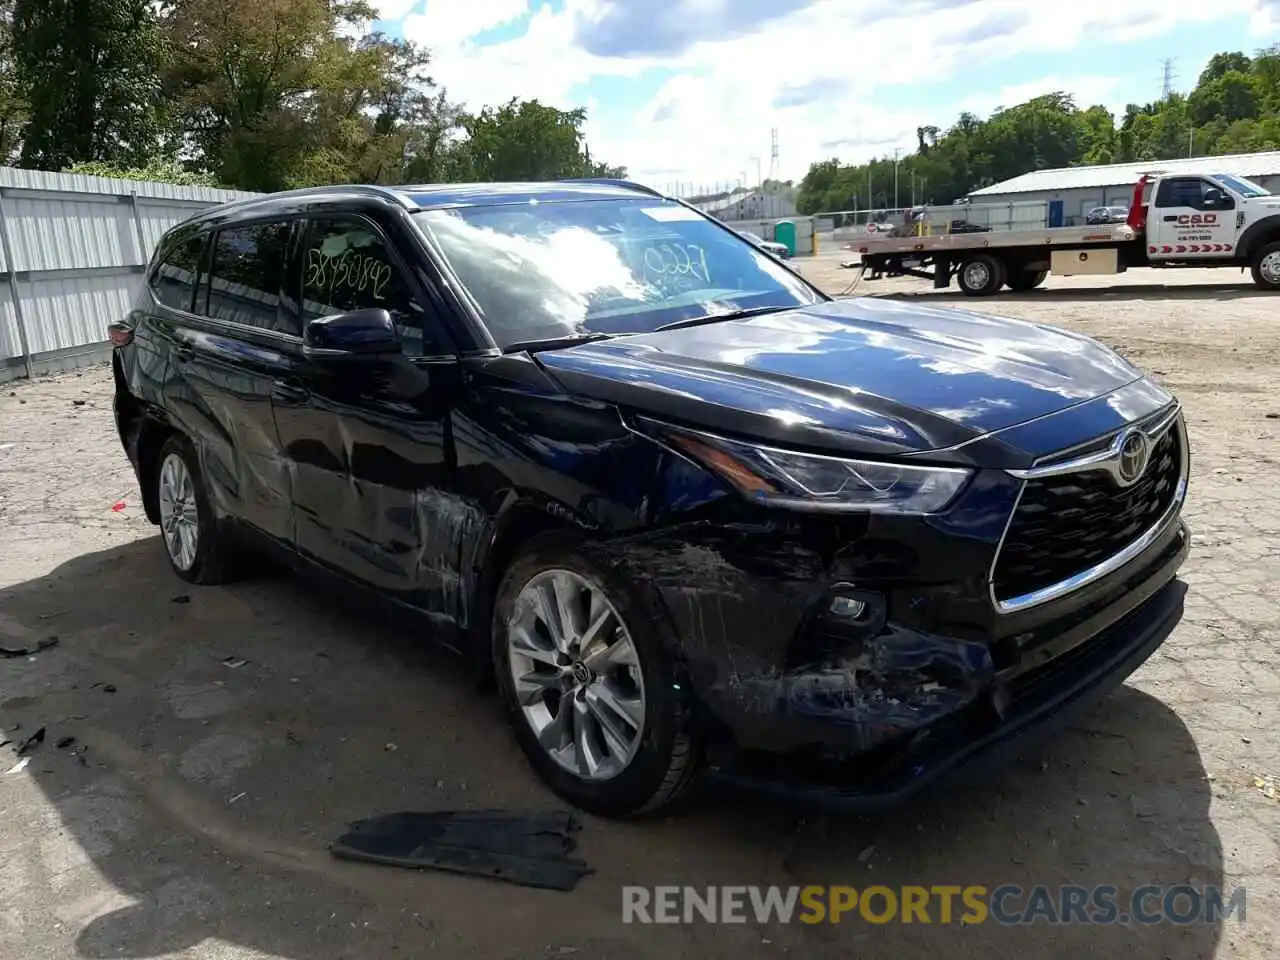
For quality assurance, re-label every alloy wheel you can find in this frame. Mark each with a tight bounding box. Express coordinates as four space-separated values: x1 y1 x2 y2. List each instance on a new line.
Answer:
506 569 647 782
158 452 199 571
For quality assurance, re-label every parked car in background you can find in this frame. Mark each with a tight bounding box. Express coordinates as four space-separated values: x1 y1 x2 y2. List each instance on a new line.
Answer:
948 219 991 234
111 179 1189 819
1086 205 1130 225
737 229 791 258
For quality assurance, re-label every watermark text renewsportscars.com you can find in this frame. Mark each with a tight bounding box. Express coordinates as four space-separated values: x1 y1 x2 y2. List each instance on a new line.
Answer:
622 885 1246 926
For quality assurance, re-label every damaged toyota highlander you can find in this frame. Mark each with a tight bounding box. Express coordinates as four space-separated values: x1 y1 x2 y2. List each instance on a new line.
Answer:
110 179 1189 817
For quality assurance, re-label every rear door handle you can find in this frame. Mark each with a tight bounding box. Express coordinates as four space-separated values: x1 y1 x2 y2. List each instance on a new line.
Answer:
272 378 311 404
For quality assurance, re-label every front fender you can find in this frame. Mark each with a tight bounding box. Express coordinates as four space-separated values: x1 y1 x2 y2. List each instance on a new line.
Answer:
1237 213 1280 258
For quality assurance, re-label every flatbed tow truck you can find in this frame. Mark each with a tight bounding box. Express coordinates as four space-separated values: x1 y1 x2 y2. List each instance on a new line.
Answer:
849 170 1280 296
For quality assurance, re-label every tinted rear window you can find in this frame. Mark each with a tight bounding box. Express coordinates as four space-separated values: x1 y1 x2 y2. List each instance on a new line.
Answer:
149 233 205 312
204 221 295 334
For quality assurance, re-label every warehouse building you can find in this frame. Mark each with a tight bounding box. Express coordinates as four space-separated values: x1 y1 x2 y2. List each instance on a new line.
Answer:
967 150 1280 225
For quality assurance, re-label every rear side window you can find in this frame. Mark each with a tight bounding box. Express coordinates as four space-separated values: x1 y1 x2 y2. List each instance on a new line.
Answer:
149 233 204 312
204 221 296 334
300 217 430 354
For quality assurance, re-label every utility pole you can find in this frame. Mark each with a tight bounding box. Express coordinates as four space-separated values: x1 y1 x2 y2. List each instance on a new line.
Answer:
893 147 901 210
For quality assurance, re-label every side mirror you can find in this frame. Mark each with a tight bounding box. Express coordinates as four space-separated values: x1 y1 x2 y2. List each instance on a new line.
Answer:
1202 188 1225 206
303 309 401 357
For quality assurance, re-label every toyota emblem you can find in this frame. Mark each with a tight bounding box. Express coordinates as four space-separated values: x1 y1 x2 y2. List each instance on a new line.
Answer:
1116 430 1150 485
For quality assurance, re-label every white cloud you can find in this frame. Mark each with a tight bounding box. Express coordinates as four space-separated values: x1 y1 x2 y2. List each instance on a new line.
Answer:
372 0 422 20
405 0 1266 186
402 0 531 49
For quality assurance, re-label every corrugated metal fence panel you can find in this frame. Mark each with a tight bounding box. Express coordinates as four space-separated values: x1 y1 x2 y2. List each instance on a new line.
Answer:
9 192 141 272
0 166 255 204
0 166 261 365
136 199 209 256
0 281 21 358
23 270 141 354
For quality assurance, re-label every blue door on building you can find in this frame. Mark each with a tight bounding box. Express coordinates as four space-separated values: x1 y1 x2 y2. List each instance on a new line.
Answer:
1048 200 1065 228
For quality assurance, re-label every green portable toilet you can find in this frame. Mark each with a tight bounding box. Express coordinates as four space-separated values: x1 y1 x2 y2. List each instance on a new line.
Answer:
774 219 797 256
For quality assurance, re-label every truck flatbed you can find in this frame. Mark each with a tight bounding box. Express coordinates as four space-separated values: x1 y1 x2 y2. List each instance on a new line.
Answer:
847 223 1138 256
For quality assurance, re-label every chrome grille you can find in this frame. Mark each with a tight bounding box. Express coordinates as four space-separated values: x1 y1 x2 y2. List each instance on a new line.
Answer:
993 415 1184 608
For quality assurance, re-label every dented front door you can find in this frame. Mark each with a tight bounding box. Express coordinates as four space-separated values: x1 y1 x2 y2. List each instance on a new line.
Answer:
274 213 461 617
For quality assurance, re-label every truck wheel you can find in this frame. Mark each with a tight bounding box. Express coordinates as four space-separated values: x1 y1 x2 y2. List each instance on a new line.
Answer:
1006 269 1047 292
958 254 1006 296
492 533 702 818
1250 241 1280 291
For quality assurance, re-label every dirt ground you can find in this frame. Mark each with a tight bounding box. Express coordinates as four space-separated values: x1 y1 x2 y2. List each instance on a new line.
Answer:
2 264 1278 959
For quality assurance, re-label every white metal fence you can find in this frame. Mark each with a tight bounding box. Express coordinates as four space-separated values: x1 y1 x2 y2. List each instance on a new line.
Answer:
0 167 255 383
813 200 1053 246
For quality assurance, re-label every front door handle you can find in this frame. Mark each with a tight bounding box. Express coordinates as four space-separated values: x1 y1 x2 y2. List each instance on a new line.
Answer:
272 378 311 404
1162 215 1179 222
174 343 195 362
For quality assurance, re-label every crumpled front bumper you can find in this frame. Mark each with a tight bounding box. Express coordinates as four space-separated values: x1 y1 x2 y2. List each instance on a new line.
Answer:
706 527 1188 812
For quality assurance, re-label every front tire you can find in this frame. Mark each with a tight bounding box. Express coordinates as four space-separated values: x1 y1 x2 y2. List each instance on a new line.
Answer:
155 435 238 584
958 253 1006 296
1250 241 1280 291
491 534 701 817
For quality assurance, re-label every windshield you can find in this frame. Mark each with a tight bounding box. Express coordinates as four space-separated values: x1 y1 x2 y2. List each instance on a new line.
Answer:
414 198 822 348
1214 174 1271 198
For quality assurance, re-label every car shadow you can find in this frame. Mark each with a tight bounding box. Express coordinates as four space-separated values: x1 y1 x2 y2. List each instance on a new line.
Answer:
0 539 1223 959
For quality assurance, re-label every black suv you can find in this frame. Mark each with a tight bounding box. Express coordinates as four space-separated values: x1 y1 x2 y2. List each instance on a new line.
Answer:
111 180 1189 817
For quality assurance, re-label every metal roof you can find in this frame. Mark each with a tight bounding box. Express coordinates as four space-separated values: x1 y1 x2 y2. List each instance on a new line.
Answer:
968 151 1280 197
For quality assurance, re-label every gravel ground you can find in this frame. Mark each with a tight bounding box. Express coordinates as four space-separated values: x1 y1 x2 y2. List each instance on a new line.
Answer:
1 265 1277 959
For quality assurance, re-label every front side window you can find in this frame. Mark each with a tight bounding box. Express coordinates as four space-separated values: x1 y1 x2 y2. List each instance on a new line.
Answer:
1213 174 1270 198
414 198 822 349
1155 178 1225 210
149 232 205 312
204 221 294 334
300 218 427 354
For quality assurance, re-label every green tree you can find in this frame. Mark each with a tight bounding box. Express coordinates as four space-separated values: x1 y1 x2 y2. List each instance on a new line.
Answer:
64 158 224 188
159 0 379 190
453 98 623 182
13 0 164 170
0 1 27 164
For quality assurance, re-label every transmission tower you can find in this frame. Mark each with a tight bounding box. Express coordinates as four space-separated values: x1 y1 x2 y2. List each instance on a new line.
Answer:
1160 57 1178 101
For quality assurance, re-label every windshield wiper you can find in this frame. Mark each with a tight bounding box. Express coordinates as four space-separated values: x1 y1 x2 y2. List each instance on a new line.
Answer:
503 332 614 354
654 305 791 333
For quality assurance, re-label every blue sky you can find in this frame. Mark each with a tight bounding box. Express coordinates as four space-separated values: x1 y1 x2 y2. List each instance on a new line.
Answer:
369 0 1279 190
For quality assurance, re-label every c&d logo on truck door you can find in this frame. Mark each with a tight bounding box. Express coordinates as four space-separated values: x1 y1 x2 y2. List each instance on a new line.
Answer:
1176 213 1217 225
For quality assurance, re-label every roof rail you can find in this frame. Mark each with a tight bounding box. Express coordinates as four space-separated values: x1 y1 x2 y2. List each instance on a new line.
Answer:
209 183 416 217
559 178 666 199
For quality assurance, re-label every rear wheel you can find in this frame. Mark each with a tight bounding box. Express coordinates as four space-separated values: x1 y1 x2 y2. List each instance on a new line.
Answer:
1006 268 1047 292
1250 241 1280 291
155 435 238 584
957 254 1006 296
492 534 701 817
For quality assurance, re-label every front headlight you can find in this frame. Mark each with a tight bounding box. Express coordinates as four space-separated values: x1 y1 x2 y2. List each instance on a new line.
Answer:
654 424 972 515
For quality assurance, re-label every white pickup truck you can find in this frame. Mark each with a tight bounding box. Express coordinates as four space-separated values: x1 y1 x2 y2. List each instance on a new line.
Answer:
850 170 1280 296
